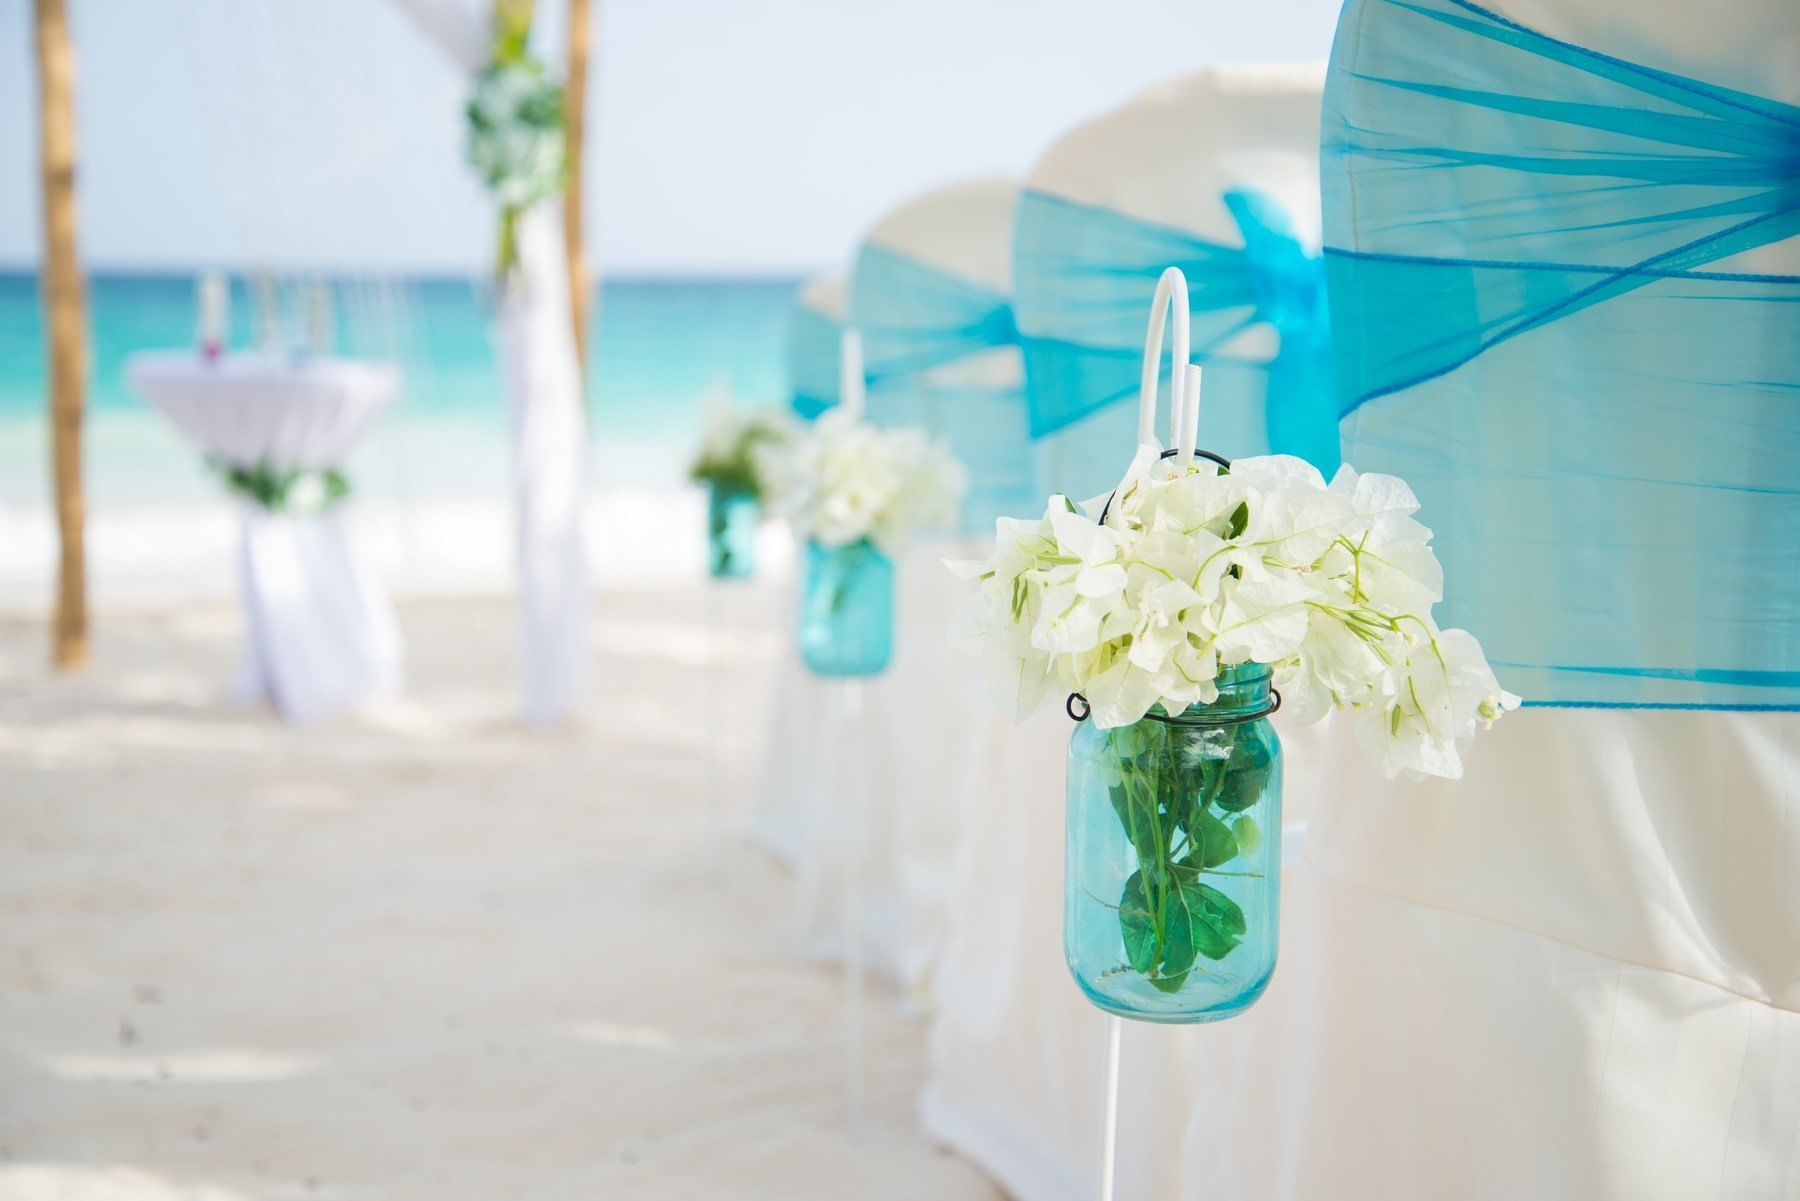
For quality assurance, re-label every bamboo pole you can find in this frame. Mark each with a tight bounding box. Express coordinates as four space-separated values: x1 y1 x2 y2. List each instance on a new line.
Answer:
563 0 593 376
35 0 88 669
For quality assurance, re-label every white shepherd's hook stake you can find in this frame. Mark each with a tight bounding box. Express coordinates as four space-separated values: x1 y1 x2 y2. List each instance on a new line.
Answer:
839 327 867 422
841 677 867 1131
830 328 869 1128
1136 267 1192 454
1100 268 1204 1201
1100 1014 1122 1201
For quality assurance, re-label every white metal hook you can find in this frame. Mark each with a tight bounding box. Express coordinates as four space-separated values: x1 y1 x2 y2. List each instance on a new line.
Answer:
839 327 866 422
1179 362 1203 465
1136 267 1192 450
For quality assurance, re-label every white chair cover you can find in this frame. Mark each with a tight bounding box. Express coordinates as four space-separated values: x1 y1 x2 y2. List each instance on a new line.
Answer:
128 352 403 724
919 67 1333 1200
1194 0 1796 1196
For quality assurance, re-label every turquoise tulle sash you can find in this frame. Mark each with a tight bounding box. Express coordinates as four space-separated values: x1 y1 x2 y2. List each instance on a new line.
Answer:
787 294 841 420
851 243 1035 533
1323 0 1800 708
1015 188 1337 501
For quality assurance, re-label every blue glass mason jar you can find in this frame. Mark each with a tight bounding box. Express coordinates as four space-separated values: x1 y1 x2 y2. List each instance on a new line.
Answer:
1064 663 1282 1023
706 484 758 580
798 538 894 677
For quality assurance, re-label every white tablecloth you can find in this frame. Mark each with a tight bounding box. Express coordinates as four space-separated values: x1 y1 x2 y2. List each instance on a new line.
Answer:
128 351 403 723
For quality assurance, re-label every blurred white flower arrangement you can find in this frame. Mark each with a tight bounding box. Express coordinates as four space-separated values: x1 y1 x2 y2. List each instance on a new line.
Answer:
464 58 566 274
688 403 798 502
768 411 968 553
948 447 1518 780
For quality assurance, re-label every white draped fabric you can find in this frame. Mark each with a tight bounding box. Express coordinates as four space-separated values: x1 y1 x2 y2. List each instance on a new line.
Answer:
128 352 403 724
390 0 589 727
919 67 1333 1196
1177 710 1799 1201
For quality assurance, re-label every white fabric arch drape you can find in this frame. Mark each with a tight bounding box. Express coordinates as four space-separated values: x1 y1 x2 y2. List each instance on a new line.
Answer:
390 0 589 727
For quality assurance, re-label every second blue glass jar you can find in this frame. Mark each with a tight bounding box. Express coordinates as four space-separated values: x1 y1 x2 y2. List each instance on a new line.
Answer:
1064 663 1283 1023
707 485 758 580
798 538 894 677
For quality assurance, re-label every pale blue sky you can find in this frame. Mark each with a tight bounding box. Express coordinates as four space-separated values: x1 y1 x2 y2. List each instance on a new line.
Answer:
0 0 1342 275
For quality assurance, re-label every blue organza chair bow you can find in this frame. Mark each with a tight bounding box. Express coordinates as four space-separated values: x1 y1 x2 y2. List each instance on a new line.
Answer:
851 242 1035 533
1015 187 1339 502
1324 0 1800 708
786 276 845 420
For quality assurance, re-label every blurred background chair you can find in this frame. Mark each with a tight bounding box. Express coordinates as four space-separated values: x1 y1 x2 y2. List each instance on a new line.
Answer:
1015 64 1334 502
749 273 848 873
759 179 1033 1001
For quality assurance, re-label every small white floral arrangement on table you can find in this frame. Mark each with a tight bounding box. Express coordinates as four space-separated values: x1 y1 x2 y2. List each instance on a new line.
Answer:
769 410 968 552
949 445 1518 780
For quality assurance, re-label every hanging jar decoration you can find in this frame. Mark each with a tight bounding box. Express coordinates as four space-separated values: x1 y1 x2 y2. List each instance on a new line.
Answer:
1064 662 1282 1021
688 390 796 584
944 265 1518 1024
1057 270 1286 1022
776 327 964 679
798 537 895 676
707 484 758 580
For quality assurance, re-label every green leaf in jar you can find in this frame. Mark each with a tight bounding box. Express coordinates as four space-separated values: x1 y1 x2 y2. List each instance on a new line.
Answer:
1213 731 1273 813
1191 810 1239 868
1118 870 1158 976
1181 879 1247 960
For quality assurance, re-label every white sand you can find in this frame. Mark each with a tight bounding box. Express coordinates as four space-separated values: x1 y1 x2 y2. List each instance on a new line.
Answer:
0 588 1002 1200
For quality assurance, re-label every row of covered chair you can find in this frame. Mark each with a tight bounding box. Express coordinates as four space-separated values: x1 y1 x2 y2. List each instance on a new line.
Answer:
753 0 1797 1194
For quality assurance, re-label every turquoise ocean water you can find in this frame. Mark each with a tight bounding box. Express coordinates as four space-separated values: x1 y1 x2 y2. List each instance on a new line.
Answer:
0 271 800 509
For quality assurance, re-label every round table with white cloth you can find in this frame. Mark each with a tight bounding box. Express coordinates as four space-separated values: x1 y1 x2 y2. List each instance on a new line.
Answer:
127 351 404 724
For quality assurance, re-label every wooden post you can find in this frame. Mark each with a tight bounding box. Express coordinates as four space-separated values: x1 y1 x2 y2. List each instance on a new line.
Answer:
35 0 88 669
563 0 593 376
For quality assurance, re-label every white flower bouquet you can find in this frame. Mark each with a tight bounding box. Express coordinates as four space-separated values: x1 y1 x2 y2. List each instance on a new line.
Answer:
464 56 566 274
949 445 1517 781
769 409 967 554
688 400 797 579
689 403 798 502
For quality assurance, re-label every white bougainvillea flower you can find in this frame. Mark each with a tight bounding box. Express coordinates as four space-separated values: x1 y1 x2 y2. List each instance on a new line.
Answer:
947 448 1517 781
769 410 965 554
1047 508 1129 598
1127 578 1203 672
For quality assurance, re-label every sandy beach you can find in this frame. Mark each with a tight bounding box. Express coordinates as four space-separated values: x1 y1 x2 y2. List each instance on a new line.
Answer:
0 588 1001 1201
